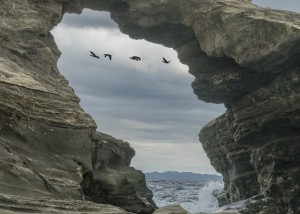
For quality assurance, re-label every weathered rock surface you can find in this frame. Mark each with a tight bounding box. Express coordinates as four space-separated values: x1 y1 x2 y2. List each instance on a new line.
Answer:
0 0 299 214
0 193 132 214
0 0 155 213
81 132 156 213
153 204 189 214
200 70 300 214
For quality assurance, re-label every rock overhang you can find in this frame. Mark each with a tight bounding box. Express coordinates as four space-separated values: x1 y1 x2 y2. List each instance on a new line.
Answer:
62 0 300 104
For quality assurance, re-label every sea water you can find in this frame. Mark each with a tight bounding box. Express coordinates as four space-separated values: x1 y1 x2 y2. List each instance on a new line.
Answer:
147 180 224 213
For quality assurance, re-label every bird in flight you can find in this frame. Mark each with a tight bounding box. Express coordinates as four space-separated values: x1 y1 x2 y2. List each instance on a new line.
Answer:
162 57 171 64
130 56 141 61
90 51 99 58
104 54 112 60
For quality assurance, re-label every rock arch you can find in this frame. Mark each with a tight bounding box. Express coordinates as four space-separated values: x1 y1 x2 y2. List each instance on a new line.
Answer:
0 0 299 213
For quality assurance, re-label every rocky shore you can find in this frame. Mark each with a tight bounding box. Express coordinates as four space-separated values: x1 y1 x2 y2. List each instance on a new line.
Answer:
0 0 299 213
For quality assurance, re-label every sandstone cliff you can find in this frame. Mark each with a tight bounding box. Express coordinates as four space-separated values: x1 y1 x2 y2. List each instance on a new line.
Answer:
0 0 299 214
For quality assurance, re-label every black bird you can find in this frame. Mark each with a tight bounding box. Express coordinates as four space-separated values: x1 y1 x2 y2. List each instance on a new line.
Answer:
104 54 112 60
130 56 141 61
90 51 99 59
162 57 171 64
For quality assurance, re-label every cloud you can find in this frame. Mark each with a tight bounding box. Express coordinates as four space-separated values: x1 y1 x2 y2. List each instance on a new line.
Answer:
52 1 299 175
52 9 226 174
118 119 170 131
61 10 118 29
130 141 219 174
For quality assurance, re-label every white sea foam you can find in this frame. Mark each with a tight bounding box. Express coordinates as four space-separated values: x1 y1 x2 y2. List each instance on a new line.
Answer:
147 180 224 213
181 181 224 213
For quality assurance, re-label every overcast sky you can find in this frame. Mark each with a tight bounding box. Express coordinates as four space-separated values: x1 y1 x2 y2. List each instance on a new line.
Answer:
52 1 300 174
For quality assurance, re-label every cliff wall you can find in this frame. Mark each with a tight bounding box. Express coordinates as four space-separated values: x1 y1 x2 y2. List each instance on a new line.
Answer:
0 0 299 213
0 0 155 213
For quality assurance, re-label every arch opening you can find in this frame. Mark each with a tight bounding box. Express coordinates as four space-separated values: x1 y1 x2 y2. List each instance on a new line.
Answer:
52 9 225 213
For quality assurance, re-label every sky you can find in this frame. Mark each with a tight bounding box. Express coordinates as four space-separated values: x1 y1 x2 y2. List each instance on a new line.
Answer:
252 0 300 11
51 1 300 174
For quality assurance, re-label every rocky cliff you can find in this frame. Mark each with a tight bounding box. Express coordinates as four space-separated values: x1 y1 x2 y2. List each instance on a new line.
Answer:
0 0 299 213
0 0 155 213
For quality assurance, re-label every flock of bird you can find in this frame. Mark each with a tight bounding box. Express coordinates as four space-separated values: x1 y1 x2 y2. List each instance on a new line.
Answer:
90 51 171 64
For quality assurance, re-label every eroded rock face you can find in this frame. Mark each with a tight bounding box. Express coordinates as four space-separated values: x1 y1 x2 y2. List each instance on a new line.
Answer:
0 0 299 213
153 204 189 214
0 0 95 202
0 0 154 213
81 132 156 213
200 70 300 213
0 193 132 214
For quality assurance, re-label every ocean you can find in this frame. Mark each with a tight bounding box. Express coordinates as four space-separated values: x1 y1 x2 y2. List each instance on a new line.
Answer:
146 180 224 213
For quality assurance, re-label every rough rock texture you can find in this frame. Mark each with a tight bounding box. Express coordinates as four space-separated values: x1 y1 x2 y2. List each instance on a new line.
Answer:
0 1 155 212
0 0 299 214
153 204 189 214
0 193 132 214
81 132 156 213
0 0 95 201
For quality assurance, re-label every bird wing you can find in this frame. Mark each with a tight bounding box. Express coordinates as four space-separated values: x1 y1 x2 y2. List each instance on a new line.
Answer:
163 57 167 62
109 55 112 60
90 51 96 56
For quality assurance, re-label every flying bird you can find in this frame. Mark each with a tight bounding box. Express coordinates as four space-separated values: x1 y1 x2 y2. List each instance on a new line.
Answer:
162 57 171 64
130 56 141 61
104 54 112 60
90 51 99 58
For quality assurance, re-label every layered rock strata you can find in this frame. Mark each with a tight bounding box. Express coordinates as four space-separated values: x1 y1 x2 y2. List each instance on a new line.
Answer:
0 193 132 214
0 1 155 212
153 204 189 214
200 70 300 213
81 132 156 213
0 0 299 214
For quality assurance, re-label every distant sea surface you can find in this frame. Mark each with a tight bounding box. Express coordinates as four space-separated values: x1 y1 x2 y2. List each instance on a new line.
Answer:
146 179 224 213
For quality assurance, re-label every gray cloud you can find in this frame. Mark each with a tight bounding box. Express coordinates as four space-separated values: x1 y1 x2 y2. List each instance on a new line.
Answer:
61 10 118 29
52 1 299 174
52 8 227 174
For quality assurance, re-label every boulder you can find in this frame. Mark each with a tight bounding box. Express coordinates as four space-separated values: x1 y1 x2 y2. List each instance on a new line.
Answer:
153 204 189 214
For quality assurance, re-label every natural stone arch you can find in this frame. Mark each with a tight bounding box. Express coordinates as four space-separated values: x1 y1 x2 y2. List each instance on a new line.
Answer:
0 0 299 213
65 1 300 212
64 0 300 103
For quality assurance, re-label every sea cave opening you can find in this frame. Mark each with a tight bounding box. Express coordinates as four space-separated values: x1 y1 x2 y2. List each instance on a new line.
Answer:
52 9 225 213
